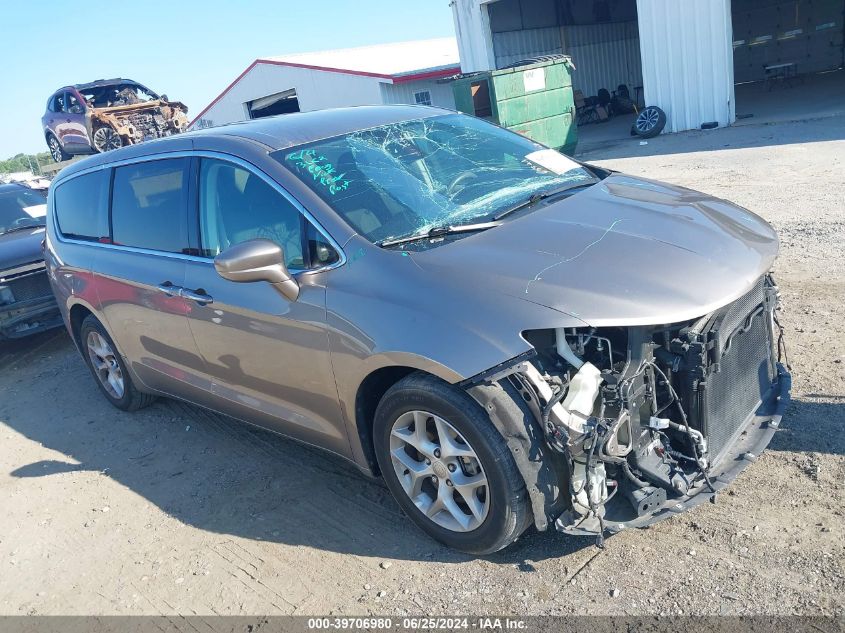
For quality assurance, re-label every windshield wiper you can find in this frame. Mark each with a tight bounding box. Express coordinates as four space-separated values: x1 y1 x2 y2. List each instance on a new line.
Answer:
492 179 599 221
0 224 44 236
379 220 501 248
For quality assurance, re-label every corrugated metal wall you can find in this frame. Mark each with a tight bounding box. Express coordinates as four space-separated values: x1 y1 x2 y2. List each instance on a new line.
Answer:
563 22 643 98
455 0 739 134
380 79 457 109
451 0 497 72
637 0 735 132
486 0 643 99
491 22 642 97
193 64 386 128
492 27 564 67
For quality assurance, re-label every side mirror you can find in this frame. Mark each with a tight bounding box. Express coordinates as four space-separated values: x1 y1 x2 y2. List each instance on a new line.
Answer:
69 105 84 114
214 239 299 301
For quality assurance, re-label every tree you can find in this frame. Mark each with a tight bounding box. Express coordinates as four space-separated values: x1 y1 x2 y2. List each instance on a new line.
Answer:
0 152 51 176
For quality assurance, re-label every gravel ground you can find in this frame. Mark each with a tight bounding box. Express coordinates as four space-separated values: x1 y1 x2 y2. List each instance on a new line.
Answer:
0 116 842 617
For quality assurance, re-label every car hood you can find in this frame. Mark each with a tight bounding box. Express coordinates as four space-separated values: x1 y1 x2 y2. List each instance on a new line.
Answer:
412 174 779 327
0 227 46 273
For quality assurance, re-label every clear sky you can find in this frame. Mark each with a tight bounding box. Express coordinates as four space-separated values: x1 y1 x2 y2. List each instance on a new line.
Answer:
0 0 456 157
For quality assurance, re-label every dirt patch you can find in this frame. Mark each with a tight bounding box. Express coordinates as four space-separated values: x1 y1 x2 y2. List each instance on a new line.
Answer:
0 117 842 616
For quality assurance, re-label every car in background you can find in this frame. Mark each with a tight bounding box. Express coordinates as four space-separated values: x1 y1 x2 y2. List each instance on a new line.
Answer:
0 183 62 340
42 79 189 162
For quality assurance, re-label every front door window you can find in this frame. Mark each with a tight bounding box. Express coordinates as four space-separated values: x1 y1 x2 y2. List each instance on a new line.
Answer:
66 92 84 114
198 158 305 270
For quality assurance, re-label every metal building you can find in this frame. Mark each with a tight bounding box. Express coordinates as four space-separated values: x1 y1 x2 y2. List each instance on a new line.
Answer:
451 0 845 134
189 39 461 130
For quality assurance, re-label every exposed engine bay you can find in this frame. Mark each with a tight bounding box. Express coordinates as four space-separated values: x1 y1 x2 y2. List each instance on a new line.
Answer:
79 82 189 151
485 274 791 546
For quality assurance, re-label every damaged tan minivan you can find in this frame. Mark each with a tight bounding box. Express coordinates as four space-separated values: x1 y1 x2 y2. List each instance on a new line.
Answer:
45 106 791 553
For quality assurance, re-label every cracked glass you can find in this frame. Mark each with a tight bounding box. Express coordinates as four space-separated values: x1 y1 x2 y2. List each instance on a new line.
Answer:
273 114 595 246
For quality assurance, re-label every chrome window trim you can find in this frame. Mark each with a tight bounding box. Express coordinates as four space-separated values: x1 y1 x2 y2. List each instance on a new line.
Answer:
55 238 211 264
51 150 347 276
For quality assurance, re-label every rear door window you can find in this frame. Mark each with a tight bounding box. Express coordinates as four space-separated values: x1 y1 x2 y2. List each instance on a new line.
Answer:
53 170 110 242
50 93 65 113
111 158 190 253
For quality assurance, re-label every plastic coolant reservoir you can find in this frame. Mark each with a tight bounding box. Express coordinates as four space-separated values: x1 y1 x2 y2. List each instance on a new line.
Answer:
560 362 603 431
520 360 602 437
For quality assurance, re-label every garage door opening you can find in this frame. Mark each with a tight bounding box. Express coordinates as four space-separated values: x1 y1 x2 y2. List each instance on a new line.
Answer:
486 0 645 150
247 89 301 119
732 0 845 125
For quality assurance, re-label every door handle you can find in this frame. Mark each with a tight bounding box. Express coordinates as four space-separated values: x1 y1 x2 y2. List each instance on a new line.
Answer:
156 282 181 296
180 288 214 305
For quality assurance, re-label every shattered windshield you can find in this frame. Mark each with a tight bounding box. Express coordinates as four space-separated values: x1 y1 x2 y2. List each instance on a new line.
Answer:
273 113 595 245
0 188 47 235
79 83 159 108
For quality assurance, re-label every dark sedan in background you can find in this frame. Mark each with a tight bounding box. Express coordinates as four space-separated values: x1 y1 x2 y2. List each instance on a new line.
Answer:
0 183 62 340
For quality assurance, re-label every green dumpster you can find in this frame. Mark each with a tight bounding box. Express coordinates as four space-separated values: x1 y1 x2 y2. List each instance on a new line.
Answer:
450 57 578 156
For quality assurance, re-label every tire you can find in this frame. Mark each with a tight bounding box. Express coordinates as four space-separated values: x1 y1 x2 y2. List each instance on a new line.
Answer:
78 314 156 412
46 134 69 162
634 106 667 138
92 126 123 153
374 372 531 554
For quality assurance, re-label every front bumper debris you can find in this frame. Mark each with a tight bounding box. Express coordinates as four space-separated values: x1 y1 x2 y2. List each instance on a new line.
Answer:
556 363 791 536
0 295 63 339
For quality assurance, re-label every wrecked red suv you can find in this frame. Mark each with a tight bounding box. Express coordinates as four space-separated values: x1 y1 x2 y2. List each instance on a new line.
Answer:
41 79 189 162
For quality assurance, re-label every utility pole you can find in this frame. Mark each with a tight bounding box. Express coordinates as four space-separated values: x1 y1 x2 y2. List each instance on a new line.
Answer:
27 154 42 177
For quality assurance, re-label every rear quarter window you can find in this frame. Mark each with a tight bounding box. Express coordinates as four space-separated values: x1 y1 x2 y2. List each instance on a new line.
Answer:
53 170 110 242
111 158 190 253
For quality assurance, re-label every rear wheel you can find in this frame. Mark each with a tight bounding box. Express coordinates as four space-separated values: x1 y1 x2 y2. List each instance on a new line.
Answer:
47 134 69 162
79 315 156 411
374 373 530 554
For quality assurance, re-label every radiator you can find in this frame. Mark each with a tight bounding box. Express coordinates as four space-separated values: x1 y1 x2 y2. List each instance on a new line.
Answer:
681 276 777 464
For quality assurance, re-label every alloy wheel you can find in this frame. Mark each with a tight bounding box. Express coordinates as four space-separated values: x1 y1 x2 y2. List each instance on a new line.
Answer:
389 410 490 532
93 127 122 152
48 137 62 162
636 107 661 133
86 331 125 399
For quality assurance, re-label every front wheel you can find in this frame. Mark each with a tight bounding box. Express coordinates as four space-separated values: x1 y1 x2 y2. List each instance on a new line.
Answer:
374 373 531 554
92 126 123 153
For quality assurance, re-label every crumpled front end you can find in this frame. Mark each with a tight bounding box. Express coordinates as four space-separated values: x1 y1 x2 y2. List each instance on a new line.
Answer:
476 273 791 544
0 261 62 340
89 100 189 146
